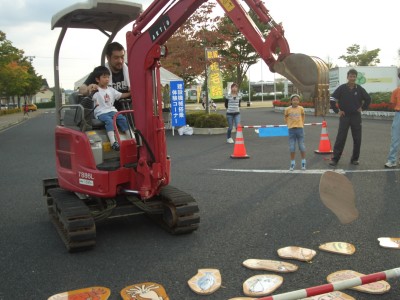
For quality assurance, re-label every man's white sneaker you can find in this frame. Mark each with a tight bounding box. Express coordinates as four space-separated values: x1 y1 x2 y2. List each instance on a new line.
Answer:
227 138 234 144
289 163 295 171
384 161 397 168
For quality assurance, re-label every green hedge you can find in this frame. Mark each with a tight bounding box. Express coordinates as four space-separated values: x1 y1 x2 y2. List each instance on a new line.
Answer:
37 102 55 109
186 111 228 128
276 92 391 104
273 92 394 111
0 108 21 116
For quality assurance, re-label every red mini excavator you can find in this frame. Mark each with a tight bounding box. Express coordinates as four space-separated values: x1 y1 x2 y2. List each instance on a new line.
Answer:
44 0 329 252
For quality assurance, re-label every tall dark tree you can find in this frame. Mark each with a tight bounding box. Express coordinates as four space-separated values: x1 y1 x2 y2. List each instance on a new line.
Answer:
161 2 220 86
161 4 273 90
215 10 271 88
21 60 43 103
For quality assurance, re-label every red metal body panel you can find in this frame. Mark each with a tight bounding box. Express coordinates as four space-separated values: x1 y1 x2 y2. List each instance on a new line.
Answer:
55 126 133 198
126 1 204 199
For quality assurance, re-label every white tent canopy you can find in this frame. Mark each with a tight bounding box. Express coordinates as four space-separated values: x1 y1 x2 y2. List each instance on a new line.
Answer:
74 67 182 89
160 67 183 86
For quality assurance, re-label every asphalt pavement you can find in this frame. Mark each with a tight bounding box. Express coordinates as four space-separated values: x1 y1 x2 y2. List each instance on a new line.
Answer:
0 109 48 132
1 104 400 299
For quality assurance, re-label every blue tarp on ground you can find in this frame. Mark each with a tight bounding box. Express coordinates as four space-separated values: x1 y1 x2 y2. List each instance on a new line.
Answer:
258 127 288 137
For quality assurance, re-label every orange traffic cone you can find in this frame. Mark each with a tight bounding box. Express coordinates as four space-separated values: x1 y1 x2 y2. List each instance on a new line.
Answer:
314 120 333 154
230 124 250 159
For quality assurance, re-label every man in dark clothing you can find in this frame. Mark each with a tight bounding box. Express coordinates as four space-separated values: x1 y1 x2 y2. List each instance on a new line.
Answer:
79 42 130 111
329 68 371 166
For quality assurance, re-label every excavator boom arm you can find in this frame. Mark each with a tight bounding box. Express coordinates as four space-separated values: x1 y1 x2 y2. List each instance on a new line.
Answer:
126 0 328 195
217 0 290 69
216 0 329 109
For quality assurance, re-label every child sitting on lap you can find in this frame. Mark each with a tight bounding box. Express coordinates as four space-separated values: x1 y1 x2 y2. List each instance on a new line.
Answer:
91 66 131 151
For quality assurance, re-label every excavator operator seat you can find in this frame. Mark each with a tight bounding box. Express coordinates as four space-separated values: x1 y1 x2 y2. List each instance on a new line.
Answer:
61 92 105 131
78 94 105 130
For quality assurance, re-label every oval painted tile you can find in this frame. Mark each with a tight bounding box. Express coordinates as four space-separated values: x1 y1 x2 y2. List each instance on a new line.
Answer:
242 259 298 273
120 282 169 300
187 268 221 295
243 274 283 297
277 246 316 262
48 286 110 300
319 170 358 224
319 242 356 255
301 291 355 299
327 270 391 294
378 237 400 249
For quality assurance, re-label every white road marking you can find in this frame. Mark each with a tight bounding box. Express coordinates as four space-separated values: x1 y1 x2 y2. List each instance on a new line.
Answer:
212 168 399 175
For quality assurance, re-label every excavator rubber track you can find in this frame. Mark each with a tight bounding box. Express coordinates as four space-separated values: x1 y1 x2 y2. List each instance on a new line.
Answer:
47 188 96 252
147 185 200 235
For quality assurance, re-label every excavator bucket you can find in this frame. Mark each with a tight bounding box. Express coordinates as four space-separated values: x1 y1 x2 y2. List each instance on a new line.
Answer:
273 54 330 116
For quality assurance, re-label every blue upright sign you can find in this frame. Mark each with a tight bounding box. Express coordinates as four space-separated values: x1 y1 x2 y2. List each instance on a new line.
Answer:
170 80 186 127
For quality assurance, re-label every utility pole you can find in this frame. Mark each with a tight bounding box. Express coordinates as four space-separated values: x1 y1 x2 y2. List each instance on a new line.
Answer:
26 56 36 105
204 47 210 114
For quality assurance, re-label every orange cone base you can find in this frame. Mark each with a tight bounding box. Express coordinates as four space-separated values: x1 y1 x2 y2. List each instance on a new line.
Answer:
230 154 250 159
314 149 333 154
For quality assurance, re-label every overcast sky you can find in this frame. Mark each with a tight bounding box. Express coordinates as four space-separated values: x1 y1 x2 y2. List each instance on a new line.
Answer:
1 0 399 90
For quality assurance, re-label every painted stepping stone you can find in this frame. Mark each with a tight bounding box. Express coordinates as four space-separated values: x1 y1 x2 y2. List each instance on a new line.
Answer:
242 259 298 273
319 171 359 224
120 282 169 300
327 270 391 294
301 291 355 299
318 242 356 255
277 246 316 262
48 286 110 300
187 268 221 295
378 237 400 249
243 274 283 297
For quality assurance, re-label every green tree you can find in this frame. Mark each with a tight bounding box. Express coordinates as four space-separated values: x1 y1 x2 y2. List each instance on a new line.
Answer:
0 31 24 94
215 10 270 87
0 31 43 105
1 61 29 96
338 44 380 66
21 60 43 102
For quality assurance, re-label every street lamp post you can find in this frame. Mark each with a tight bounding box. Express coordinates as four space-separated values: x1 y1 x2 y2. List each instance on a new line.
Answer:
26 55 36 108
260 59 264 102
204 47 210 114
247 68 251 106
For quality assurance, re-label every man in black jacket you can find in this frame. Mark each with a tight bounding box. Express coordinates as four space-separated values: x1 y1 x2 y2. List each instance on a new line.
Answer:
79 42 130 111
329 68 371 166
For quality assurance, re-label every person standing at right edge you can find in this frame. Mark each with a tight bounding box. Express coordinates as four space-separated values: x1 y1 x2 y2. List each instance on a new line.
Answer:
329 68 371 167
224 82 242 144
384 72 400 168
